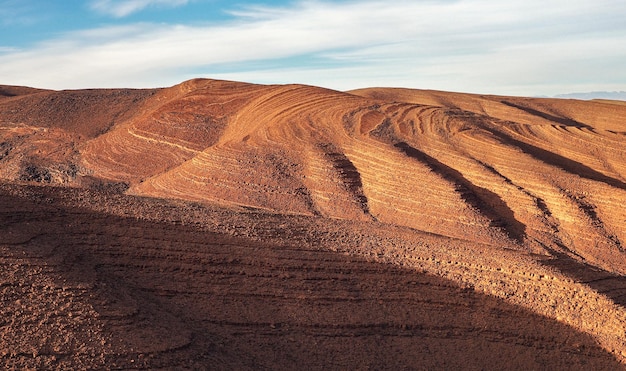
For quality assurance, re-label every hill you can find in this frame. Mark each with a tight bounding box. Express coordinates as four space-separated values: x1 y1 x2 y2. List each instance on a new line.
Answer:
554 91 626 101
1 79 626 369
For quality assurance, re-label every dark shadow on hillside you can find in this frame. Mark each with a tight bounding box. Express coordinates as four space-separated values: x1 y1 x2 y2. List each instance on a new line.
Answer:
484 124 626 191
394 142 526 243
0 184 623 369
500 100 593 129
319 143 373 218
537 241 626 308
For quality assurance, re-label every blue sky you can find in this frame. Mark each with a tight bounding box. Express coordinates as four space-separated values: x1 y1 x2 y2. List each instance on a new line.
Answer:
1 0 625 96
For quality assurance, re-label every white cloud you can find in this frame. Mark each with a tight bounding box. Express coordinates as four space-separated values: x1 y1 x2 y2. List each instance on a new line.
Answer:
0 46 19 53
0 0 42 26
90 0 190 18
1 0 625 95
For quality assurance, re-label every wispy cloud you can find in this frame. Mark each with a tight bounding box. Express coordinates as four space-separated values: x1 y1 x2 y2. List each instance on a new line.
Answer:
1 0 624 95
90 0 190 18
0 46 19 53
0 0 41 26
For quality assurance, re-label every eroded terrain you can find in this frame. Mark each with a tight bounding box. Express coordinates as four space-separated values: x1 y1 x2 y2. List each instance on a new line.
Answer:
1 80 626 368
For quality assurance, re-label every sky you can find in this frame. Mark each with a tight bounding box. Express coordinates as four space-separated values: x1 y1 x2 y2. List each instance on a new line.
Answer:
0 0 625 96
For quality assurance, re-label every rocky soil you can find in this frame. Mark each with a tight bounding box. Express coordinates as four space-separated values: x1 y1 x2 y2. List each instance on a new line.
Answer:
0 183 623 369
1 79 626 368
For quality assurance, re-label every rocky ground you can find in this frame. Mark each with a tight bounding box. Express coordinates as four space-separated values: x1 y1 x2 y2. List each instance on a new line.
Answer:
2 79 626 368
1 182 624 369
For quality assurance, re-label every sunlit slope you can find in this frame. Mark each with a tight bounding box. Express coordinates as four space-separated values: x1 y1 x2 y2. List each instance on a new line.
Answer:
1 79 625 271
80 79 271 182
130 83 503 244
0 86 158 183
3 79 626 364
350 88 626 273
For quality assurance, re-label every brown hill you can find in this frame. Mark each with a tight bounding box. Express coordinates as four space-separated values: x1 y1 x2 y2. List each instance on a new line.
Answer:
1 79 626 368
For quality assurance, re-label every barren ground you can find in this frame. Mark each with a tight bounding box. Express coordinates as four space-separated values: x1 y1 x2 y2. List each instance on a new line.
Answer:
1 79 626 369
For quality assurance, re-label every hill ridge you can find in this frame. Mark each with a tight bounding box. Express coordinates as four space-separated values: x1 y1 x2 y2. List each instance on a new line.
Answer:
2 78 626 366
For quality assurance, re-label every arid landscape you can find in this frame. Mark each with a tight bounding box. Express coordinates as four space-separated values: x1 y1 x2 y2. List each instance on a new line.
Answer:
1 78 626 369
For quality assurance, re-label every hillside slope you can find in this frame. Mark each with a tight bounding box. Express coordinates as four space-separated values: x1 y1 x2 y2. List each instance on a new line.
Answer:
1 79 626 367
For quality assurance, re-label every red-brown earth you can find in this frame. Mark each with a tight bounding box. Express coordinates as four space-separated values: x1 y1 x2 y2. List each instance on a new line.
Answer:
1 79 626 369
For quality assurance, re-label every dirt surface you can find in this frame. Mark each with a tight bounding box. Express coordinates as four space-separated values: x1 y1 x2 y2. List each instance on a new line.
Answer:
2 79 626 368
0 183 623 370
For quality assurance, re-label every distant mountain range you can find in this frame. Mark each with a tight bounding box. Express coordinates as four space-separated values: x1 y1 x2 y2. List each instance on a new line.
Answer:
553 91 626 100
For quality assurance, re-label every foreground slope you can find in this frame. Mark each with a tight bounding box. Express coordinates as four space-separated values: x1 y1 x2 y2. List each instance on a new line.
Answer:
1 79 626 367
0 183 623 369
